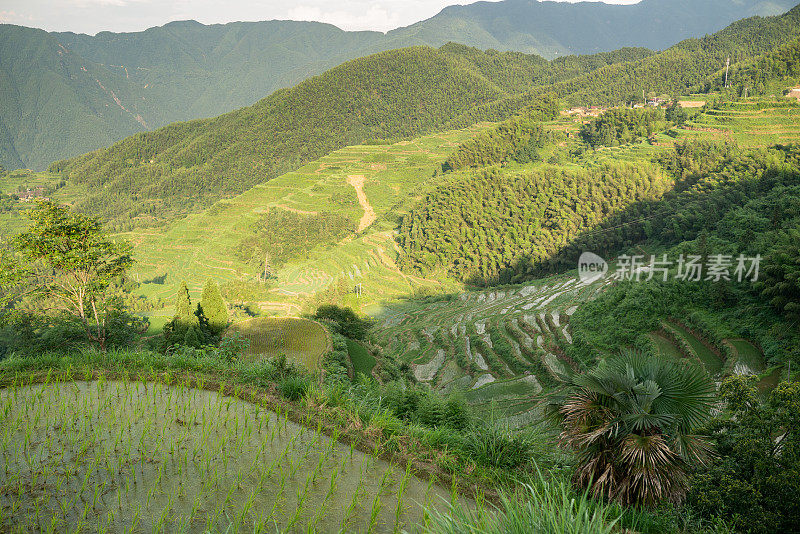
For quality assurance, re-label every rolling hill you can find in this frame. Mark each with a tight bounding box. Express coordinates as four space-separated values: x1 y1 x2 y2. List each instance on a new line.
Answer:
45 5 800 233
0 25 155 171
46 45 584 229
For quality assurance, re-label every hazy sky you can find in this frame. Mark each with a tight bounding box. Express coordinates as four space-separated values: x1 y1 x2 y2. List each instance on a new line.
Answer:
0 0 641 35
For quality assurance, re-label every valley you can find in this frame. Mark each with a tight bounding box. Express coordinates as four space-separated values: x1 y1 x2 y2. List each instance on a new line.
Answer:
1 4 800 532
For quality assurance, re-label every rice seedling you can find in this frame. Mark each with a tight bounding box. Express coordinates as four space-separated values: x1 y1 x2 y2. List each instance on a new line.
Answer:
0 378 461 532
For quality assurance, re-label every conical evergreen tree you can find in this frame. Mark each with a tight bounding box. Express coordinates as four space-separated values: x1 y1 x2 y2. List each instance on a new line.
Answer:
200 279 228 334
195 303 211 337
174 281 198 328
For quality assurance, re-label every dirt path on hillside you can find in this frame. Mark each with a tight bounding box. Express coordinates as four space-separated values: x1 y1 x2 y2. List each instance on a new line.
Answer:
347 175 376 232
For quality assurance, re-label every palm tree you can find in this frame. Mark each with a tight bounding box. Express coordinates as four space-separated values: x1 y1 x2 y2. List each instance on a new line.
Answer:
552 349 715 506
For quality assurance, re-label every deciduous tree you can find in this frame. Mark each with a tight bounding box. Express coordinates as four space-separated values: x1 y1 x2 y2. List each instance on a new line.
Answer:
5 201 133 351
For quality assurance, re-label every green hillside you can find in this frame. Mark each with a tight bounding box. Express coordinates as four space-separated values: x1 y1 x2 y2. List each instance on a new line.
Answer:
699 35 800 95
369 99 800 436
0 20 392 171
2 0 794 172
3 8 800 531
0 25 154 171
123 125 490 315
48 46 563 230
544 4 800 107
54 20 387 123
40 5 800 236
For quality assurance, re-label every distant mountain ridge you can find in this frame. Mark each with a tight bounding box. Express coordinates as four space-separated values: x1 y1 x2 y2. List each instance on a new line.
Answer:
0 0 797 170
389 0 798 57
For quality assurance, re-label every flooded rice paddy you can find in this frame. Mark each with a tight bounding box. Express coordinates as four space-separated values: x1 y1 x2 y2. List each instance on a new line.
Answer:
0 379 461 532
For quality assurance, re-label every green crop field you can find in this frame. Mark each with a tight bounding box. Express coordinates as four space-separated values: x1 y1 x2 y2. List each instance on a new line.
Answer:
726 339 766 373
226 318 330 371
648 332 686 360
371 272 611 427
653 100 800 147
665 321 725 375
0 379 459 532
118 125 492 312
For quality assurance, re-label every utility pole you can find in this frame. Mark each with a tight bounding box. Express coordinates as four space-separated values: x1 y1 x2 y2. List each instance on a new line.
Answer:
724 57 730 88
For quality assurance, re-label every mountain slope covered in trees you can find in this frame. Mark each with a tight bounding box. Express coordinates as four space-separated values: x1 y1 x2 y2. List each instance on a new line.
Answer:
543 4 800 106
54 20 390 126
0 20 392 171
0 25 155 171
2 0 796 171
47 4 800 232
49 44 627 229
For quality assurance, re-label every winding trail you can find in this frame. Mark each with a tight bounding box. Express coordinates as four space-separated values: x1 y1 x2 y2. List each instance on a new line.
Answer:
347 175 376 232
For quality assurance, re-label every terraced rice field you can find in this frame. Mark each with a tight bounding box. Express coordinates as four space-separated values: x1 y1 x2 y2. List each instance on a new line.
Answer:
0 379 460 533
667 322 725 375
372 273 612 426
647 332 685 360
226 318 330 371
654 101 800 147
372 261 775 426
725 339 765 374
123 125 491 310
650 322 769 384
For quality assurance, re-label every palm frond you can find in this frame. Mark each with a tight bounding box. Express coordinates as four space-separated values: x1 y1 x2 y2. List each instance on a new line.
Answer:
555 349 715 506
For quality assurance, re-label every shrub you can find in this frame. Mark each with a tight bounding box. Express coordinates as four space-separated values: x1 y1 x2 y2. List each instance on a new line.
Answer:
687 377 800 533
464 414 536 470
321 332 351 384
417 392 447 428
313 304 373 340
279 375 311 401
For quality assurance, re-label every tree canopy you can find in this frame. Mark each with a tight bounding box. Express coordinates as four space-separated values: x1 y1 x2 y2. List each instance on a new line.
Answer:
2 201 133 350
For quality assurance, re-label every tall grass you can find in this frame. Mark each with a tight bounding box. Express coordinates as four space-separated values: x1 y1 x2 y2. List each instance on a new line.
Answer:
425 469 622 534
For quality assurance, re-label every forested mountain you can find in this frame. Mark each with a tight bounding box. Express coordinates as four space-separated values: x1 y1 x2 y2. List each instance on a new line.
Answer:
0 21 390 171
399 162 672 285
47 45 640 230
699 36 800 95
0 25 155 171
397 4 800 285
47 3 800 233
54 20 389 126
2 0 796 171
388 0 797 58
538 4 800 106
